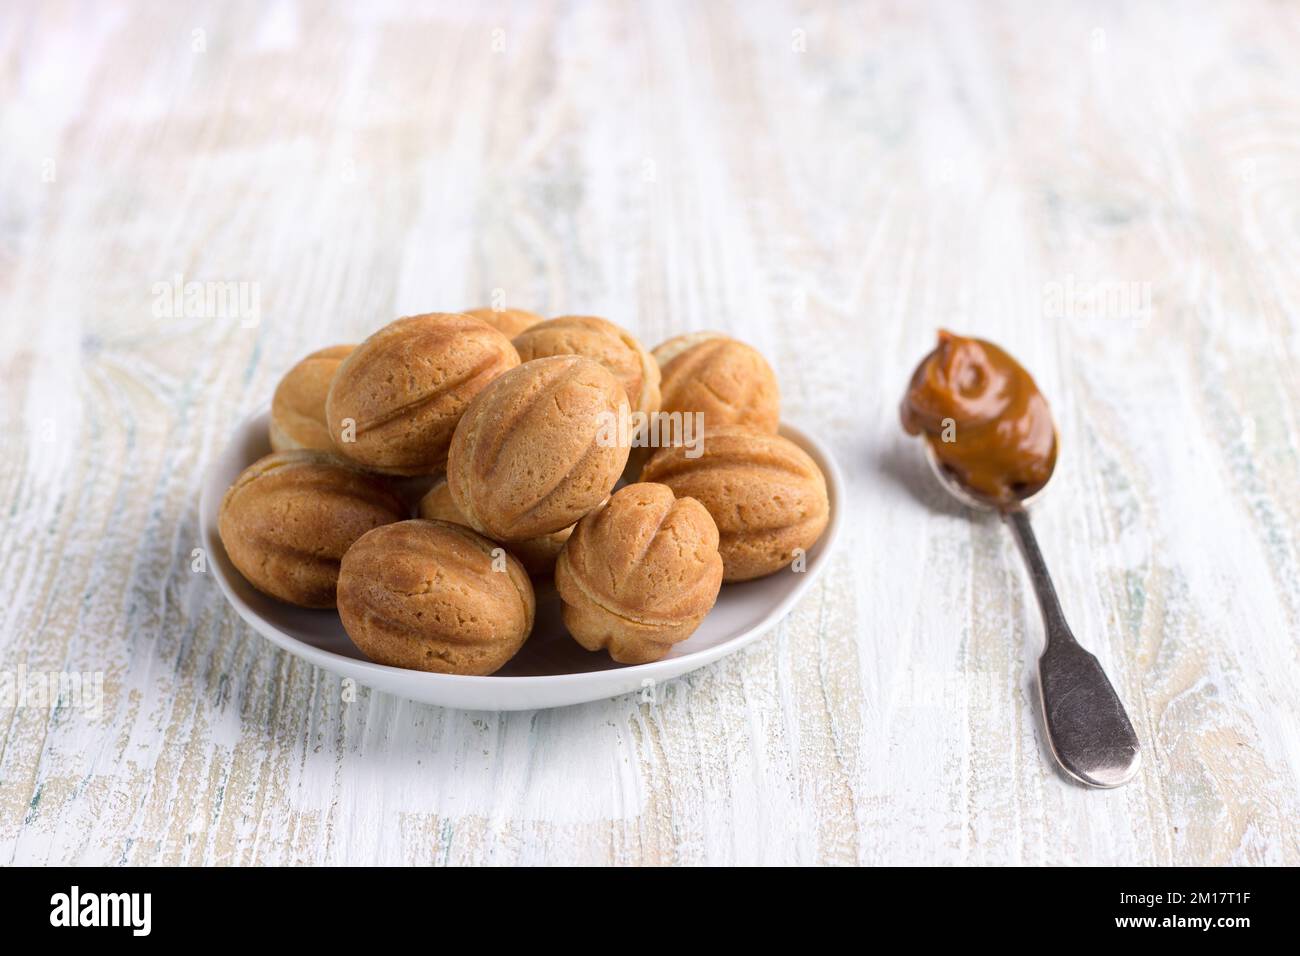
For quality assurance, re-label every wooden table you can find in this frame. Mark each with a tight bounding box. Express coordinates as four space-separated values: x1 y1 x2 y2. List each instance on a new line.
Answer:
3 0 1298 866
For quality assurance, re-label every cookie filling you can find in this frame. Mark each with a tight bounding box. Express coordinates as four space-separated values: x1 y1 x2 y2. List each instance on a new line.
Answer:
900 330 1056 505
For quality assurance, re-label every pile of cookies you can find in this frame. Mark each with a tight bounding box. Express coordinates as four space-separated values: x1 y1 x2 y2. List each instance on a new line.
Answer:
218 310 831 675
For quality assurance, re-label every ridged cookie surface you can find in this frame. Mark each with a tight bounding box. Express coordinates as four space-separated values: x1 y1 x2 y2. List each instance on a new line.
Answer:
652 332 779 433
325 313 519 475
270 344 355 452
555 483 723 663
641 425 828 581
447 355 630 541
337 519 535 675
513 315 660 415
417 478 572 576
218 450 406 607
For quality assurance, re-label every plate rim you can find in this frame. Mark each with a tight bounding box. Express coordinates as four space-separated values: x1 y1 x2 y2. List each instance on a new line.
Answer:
199 409 843 691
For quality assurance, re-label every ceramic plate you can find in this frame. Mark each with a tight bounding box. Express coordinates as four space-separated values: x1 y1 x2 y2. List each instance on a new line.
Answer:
199 410 843 710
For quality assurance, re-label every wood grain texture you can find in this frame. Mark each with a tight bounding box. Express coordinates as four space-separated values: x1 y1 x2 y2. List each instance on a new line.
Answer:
2 0 1299 865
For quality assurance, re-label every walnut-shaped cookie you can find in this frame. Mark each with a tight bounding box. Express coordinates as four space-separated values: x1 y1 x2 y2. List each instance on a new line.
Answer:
555 482 723 664
463 306 543 339
218 450 406 607
325 313 519 475
447 355 630 541
269 345 354 452
641 425 829 581
337 519 535 675
652 332 780 433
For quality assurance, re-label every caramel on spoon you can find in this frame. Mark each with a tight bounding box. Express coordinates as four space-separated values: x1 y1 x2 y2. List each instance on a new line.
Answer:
903 332 1140 789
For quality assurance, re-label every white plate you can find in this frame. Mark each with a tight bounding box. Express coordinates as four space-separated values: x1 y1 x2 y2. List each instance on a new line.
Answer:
199 410 843 710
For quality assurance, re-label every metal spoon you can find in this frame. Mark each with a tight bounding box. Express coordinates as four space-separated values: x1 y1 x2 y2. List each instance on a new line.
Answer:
923 443 1141 789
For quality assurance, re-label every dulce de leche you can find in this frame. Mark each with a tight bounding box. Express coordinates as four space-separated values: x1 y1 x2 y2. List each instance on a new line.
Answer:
900 331 1057 505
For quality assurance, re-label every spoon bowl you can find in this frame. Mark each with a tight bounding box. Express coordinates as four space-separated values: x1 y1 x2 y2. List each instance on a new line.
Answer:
922 440 1049 512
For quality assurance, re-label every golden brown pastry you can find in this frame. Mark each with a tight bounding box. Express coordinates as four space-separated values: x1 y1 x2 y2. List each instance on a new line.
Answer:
555 483 723 664
447 355 630 541
269 345 355 452
218 450 406 607
325 313 519 476
641 425 829 581
463 306 543 339
512 315 661 415
417 479 573 576
653 332 780 433
337 519 535 675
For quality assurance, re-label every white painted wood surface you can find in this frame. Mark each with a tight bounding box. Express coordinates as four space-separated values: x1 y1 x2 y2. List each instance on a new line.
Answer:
2 0 1299 865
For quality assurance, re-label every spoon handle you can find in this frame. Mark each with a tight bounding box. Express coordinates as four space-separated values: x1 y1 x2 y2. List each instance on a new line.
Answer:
1002 507 1142 789
1003 507 1074 649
